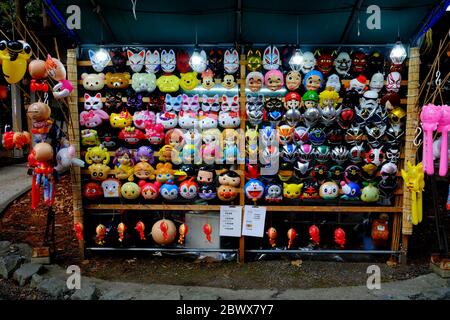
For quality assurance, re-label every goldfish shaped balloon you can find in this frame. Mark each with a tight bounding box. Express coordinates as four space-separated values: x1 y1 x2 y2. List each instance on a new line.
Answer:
152 219 177 245
334 228 346 248
309 225 320 245
74 222 84 241
401 161 425 225
117 222 126 242
287 228 297 249
203 223 212 243
178 223 188 245
0 40 32 84
135 221 146 240
267 227 277 247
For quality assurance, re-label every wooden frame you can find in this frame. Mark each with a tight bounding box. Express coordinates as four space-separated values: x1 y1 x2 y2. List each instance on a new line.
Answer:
68 47 419 263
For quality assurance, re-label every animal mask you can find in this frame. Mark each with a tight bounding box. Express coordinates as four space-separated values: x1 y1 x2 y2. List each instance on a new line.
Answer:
110 49 127 71
247 50 262 71
180 72 199 91
161 49 176 73
178 110 198 129
89 49 111 72
131 73 156 93
165 94 183 112
105 72 131 89
262 45 281 70
176 50 190 73
334 52 351 76
156 74 180 92
127 49 145 73
221 95 239 112
0 40 32 84
156 112 178 129
222 74 236 89
201 94 220 112
80 110 109 128
145 50 161 73
264 70 284 91
208 49 223 77
45 54 66 81
181 94 200 112
110 111 133 128
84 93 103 111
224 49 239 74
189 50 207 73
81 73 105 91
201 69 215 89
246 71 263 92
283 183 303 199
300 51 316 74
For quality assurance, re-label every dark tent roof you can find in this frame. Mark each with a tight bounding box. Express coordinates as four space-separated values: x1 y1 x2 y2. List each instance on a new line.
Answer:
51 0 445 45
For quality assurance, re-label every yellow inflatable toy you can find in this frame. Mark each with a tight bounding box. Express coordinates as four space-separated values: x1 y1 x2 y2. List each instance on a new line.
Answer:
401 161 425 225
0 40 32 84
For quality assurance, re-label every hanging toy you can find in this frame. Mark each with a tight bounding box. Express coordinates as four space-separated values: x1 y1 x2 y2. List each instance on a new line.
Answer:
152 219 177 245
309 225 320 245
244 179 265 203
73 222 84 241
117 223 126 242
420 104 442 175
96 224 106 245
0 40 32 84
287 228 297 249
28 143 55 210
371 215 389 242
203 223 212 243
45 54 74 99
1 128 31 150
178 223 189 245
334 228 346 248
27 102 53 142
267 227 277 247
437 105 450 176
55 145 85 174
401 161 425 225
29 59 49 92
135 221 146 241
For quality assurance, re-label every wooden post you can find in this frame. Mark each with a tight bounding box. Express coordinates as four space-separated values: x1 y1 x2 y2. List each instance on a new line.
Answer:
238 53 247 263
401 47 420 259
67 48 85 260
10 84 23 158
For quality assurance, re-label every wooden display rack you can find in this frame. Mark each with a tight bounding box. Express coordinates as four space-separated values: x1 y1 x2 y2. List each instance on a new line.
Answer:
67 46 420 263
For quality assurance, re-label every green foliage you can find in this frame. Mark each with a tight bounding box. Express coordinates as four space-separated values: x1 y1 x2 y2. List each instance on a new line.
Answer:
0 0 42 36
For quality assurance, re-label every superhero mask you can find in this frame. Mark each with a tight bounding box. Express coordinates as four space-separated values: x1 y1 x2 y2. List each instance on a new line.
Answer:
314 145 330 163
245 126 259 159
294 126 309 145
265 97 284 122
283 108 301 127
365 147 384 166
297 144 314 162
327 127 344 145
88 49 111 73
246 71 263 92
247 50 262 71
386 124 405 145
334 52 351 76
308 128 326 146
380 162 398 181
294 161 312 180
245 163 260 180
385 145 401 164
369 73 384 92
126 93 143 112
277 124 294 145
342 89 360 108
246 94 264 126
316 51 335 76
208 49 223 78
245 179 266 203
110 48 127 71
351 51 367 74
281 144 298 163
344 165 362 182
312 164 328 184
388 106 406 126
326 74 341 92
359 90 379 111
329 165 344 182
262 45 281 70
300 51 316 74
330 146 349 165
337 108 356 129
286 70 301 91
319 181 339 200
176 50 190 73
264 70 284 91
349 143 365 164
303 70 323 91
198 184 217 200
224 49 239 74
386 72 401 93
303 107 321 127
365 123 387 148
145 50 161 73
127 49 145 73
278 162 294 182
367 51 384 76
189 50 207 73
265 182 283 203
345 125 364 145
104 92 123 113
161 49 176 73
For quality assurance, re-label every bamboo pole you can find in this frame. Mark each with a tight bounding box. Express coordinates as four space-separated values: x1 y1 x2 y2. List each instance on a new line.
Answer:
402 48 420 243
67 49 85 260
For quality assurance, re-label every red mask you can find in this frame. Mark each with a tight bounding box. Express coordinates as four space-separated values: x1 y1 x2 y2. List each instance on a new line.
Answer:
176 50 190 73
316 52 334 76
351 52 367 74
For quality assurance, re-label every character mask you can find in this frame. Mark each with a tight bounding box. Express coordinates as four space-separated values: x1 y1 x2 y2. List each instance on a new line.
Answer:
351 51 367 74
89 49 111 73
316 51 334 76
145 50 161 73
386 72 401 93
301 51 316 74
176 50 190 73
369 72 384 92
247 50 262 71
208 49 223 77
264 70 284 91
334 52 351 76
326 74 341 92
189 50 207 73
161 49 176 73
224 49 239 74
262 45 281 70
303 70 323 91
285 70 301 91
246 71 263 92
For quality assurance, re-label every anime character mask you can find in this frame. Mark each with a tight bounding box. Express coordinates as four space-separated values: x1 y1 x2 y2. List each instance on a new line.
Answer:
316 51 334 76
300 51 316 74
180 72 199 91
246 71 263 92
189 50 207 73
351 51 367 74
264 70 284 91
161 49 176 73
201 69 215 90
208 49 223 77
165 94 182 112
386 72 401 93
127 49 145 73
246 94 264 126
262 45 281 70
145 50 161 73
303 70 323 91
247 50 262 71
334 52 351 76
224 49 239 74
286 70 301 91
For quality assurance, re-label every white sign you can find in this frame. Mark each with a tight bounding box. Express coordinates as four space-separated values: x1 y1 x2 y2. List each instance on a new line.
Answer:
242 205 266 237
219 206 242 237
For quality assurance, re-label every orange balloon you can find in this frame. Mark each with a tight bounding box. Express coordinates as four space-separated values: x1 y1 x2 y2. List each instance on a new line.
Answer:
151 219 177 245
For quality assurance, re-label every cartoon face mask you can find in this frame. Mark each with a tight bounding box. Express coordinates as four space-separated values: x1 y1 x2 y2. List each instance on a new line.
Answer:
224 49 239 74
89 49 111 72
189 50 207 73
300 51 316 74
264 70 284 91
369 72 384 92
161 49 176 73
247 50 262 71
286 70 301 91
201 94 220 112
246 94 264 126
181 94 200 112
246 72 263 92
145 50 160 73
208 49 223 77
386 72 401 93
165 94 182 112
84 93 103 111
303 70 323 91
262 45 281 70
334 52 351 76
127 50 145 73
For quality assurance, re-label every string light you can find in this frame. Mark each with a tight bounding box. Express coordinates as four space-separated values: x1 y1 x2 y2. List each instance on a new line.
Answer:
289 16 304 71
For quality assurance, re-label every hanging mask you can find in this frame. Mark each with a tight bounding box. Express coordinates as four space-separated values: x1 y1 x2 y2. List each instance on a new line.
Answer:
264 69 284 91
348 75 367 94
277 124 294 145
334 52 351 76
303 70 324 92
326 74 341 92
189 50 207 73
344 165 362 182
369 72 384 92
385 145 401 164
126 49 145 73
224 49 239 74
294 126 309 145
337 108 355 129
126 93 143 112
345 125 364 145
331 146 349 165
89 49 111 72
302 90 319 109
286 70 301 91
301 179 320 199
262 45 281 70
316 50 335 76
366 123 386 148
321 105 340 127
319 181 339 200
342 89 360 108
386 72 401 93
359 90 379 112
303 107 321 127
180 72 199 91
245 179 266 203
104 92 122 113
0 40 32 84
380 162 398 181
208 49 223 77
281 144 298 163
247 50 262 71
201 94 220 112
265 182 283 203
246 94 265 126
365 147 384 166
283 109 301 127
367 51 385 76
327 127 344 145
278 162 294 182
312 164 328 184
222 74 236 89
294 161 312 180
165 94 182 112
246 71 264 92
201 69 215 90
297 144 314 162
351 51 367 74
308 128 326 146
144 50 161 73
161 49 176 73
260 125 277 147
110 48 127 71
265 97 283 122
386 124 405 145
284 92 301 111
349 143 366 164
329 165 344 182
314 145 330 163
300 51 316 74
176 50 190 73
388 106 406 126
